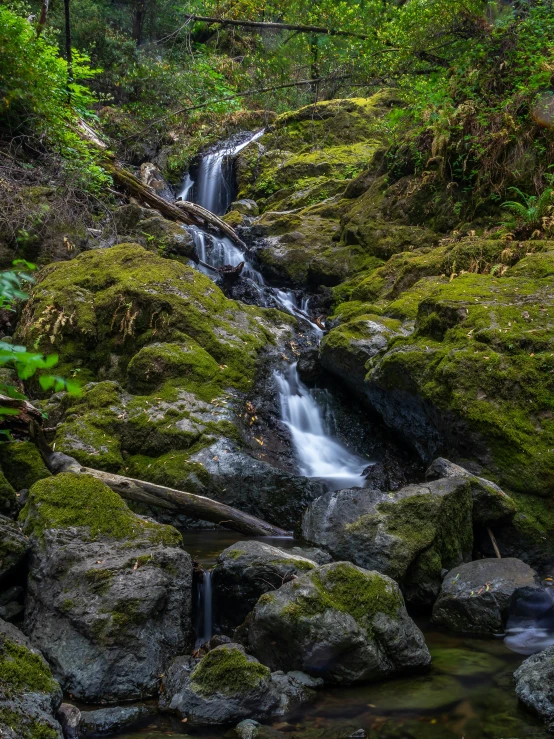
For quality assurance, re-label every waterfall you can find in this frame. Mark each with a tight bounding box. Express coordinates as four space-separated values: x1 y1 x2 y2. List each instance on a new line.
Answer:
181 131 368 491
196 569 213 647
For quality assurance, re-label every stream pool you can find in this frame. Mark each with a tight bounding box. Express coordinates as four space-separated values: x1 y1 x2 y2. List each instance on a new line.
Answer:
111 532 548 739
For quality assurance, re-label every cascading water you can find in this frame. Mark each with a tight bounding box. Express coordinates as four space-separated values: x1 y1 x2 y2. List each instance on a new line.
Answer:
195 570 213 647
180 131 368 491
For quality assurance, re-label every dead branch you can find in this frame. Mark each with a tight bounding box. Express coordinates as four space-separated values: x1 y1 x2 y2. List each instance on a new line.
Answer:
187 15 370 40
0 395 43 434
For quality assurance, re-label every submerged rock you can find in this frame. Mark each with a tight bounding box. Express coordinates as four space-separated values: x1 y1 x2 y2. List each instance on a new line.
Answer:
425 457 517 524
432 558 540 635
212 540 318 631
21 472 193 703
0 618 63 739
240 561 431 684
160 643 320 726
79 704 155 736
514 644 554 731
301 478 473 608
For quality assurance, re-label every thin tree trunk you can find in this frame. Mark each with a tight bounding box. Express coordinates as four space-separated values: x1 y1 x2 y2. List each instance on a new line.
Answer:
36 0 49 37
30 426 289 537
64 0 73 101
186 15 370 40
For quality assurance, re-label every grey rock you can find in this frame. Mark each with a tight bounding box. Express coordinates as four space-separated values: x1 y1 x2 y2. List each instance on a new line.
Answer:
241 561 431 684
0 515 29 582
425 457 517 524
234 720 287 738
57 703 80 739
230 199 259 216
160 643 320 726
24 529 193 702
0 618 63 739
213 540 319 631
514 644 554 731
79 705 155 736
432 558 540 634
302 478 473 608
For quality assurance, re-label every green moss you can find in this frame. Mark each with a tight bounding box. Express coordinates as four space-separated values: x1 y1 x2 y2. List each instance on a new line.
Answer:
190 645 270 697
282 563 402 633
0 467 17 515
19 472 181 546
0 442 51 490
0 708 58 739
0 638 57 694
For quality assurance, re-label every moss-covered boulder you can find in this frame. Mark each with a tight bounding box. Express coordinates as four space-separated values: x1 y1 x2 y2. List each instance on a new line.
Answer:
160 643 321 726
321 243 554 505
0 618 63 739
20 472 193 703
111 203 197 261
212 540 318 632
241 561 431 684
302 478 473 609
0 516 29 584
0 441 51 492
0 470 17 518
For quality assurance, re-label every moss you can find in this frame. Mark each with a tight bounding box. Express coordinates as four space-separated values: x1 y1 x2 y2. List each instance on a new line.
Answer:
227 549 245 560
19 472 181 546
190 645 270 697
0 467 17 515
84 568 114 593
108 598 147 631
0 709 58 739
124 450 212 493
0 442 51 490
282 563 402 633
0 637 57 694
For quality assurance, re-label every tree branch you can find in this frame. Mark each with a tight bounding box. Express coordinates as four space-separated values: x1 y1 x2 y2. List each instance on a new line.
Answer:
186 15 370 40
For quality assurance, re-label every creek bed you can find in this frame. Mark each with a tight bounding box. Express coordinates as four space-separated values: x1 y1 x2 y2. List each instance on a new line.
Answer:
111 531 548 739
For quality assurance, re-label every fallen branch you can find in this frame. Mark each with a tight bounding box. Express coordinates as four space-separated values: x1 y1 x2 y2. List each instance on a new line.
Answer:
186 15 370 40
31 424 289 537
0 394 43 434
487 527 502 559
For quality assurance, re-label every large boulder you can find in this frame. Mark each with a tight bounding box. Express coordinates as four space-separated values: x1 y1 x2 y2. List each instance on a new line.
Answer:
301 478 473 608
0 618 63 739
425 457 517 525
20 472 193 703
514 644 554 732
0 441 51 491
432 558 540 635
240 561 431 684
160 643 321 726
212 540 319 631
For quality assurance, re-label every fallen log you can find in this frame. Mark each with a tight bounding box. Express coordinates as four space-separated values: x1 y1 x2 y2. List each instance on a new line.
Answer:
0 394 43 434
106 161 247 249
186 15 370 40
31 424 289 537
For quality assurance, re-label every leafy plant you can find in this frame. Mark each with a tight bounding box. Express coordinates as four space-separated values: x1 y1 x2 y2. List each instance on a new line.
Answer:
501 186 554 237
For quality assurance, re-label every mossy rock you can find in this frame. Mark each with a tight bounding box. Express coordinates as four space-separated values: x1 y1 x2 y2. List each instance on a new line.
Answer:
0 469 17 517
190 645 271 698
0 442 51 491
430 647 504 676
19 472 181 546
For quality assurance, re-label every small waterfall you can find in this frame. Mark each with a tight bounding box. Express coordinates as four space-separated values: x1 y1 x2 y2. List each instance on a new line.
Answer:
181 131 368 492
195 569 213 647
178 172 195 202
274 363 368 490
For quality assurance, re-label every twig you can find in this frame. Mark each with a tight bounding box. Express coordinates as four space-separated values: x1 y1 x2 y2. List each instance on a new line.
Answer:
487 527 502 558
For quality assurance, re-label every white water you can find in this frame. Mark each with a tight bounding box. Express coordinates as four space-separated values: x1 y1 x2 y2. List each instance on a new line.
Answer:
196 570 213 647
181 131 368 491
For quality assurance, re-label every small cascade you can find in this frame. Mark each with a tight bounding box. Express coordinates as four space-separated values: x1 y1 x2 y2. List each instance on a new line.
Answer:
195 569 213 647
181 131 368 491
178 172 195 202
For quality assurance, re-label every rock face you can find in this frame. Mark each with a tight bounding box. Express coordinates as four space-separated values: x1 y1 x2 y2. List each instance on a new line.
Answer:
302 478 473 608
425 457 517 525
0 618 63 739
514 644 554 731
160 643 321 726
240 561 431 684
21 472 193 703
212 540 319 631
432 558 540 635
79 705 154 736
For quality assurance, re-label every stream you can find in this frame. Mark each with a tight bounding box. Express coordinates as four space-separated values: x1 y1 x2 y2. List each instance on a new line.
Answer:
115 133 550 738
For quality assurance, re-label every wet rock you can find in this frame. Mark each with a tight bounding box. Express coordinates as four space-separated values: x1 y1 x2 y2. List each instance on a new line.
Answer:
160 643 320 726
425 457 517 524
0 515 29 582
432 558 540 635
57 703 80 739
21 473 193 703
296 347 322 382
0 618 63 739
235 718 285 737
79 704 155 736
301 478 473 608
213 540 319 632
240 561 431 684
0 586 24 622
514 644 554 731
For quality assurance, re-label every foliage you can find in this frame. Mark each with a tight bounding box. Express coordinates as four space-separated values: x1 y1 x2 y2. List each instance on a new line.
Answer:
501 186 554 238
0 6 110 194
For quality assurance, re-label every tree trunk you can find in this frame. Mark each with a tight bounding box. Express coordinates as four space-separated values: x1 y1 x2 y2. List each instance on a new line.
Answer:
31 425 289 537
36 0 49 37
64 0 73 100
